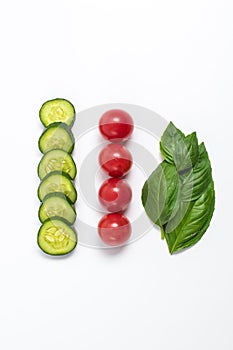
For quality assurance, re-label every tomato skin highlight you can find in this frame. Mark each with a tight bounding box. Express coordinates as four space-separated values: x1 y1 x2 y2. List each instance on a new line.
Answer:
98 178 132 212
98 213 132 246
99 109 134 142
99 143 133 178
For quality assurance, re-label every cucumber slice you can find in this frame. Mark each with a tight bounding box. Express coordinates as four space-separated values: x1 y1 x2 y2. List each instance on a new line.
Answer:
38 171 77 203
38 218 77 256
39 193 76 224
39 98 75 127
39 123 75 154
38 149 77 180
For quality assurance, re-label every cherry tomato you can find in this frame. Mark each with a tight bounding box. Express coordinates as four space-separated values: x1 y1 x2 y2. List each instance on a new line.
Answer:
99 143 133 177
99 109 134 142
98 213 131 246
98 178 132 212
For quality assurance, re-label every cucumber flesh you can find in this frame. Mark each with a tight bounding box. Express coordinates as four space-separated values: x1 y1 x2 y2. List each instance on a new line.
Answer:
38 218 77 256
39 123 75 154
39 194 76 224
38 172 77 203
39 98 75 127
38 149 77 180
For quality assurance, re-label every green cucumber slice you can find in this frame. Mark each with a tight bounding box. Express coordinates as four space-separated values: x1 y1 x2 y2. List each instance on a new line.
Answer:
38 171 77 203
38 149 77 180
39 123 75 154
39 98 75 127
39 193 76 224
38 218 77 256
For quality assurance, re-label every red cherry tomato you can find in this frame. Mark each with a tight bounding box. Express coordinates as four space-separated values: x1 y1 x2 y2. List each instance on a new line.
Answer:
98 213 131 246
98 178 132 212
99 143 133 178
99 109 134 142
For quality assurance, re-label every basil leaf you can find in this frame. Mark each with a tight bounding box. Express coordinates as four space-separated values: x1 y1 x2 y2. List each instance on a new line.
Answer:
173 132 199 173
181 142 212 201
160 122 185 164
164 181 215 254
142 121 215 254
141 161 179 226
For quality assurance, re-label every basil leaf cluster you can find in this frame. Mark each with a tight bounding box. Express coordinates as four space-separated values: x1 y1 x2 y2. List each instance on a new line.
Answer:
141 122 215 254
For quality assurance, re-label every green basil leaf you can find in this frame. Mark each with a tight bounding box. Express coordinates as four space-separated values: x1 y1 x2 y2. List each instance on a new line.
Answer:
181 142 212 201
142 121 215 254
164 181 215 254
173 132 199 173
160 122 185 164
141 161 179 226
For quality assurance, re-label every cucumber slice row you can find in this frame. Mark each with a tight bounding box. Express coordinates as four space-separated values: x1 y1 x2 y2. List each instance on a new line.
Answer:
38 98 77 256
39 193 76 224
38 218 77 256
39 123 75 154
38 149 77 180
39 98 75 127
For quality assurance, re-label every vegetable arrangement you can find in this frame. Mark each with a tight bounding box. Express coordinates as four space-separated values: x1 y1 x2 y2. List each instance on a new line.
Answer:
36 101 215 256
37 98 78 256
142 122 215 254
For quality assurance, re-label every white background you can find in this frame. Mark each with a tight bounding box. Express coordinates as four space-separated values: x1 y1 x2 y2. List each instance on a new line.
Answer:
0 0 232 349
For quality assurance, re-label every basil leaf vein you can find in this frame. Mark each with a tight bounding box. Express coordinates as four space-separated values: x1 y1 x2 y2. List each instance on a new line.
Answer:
165 181 215 254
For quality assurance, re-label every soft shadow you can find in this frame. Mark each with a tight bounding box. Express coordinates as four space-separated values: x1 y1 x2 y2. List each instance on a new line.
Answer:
36 246 77 260
101 245 129 256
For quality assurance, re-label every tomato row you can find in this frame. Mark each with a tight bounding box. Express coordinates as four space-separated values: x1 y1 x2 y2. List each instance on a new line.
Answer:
97 109 134 246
